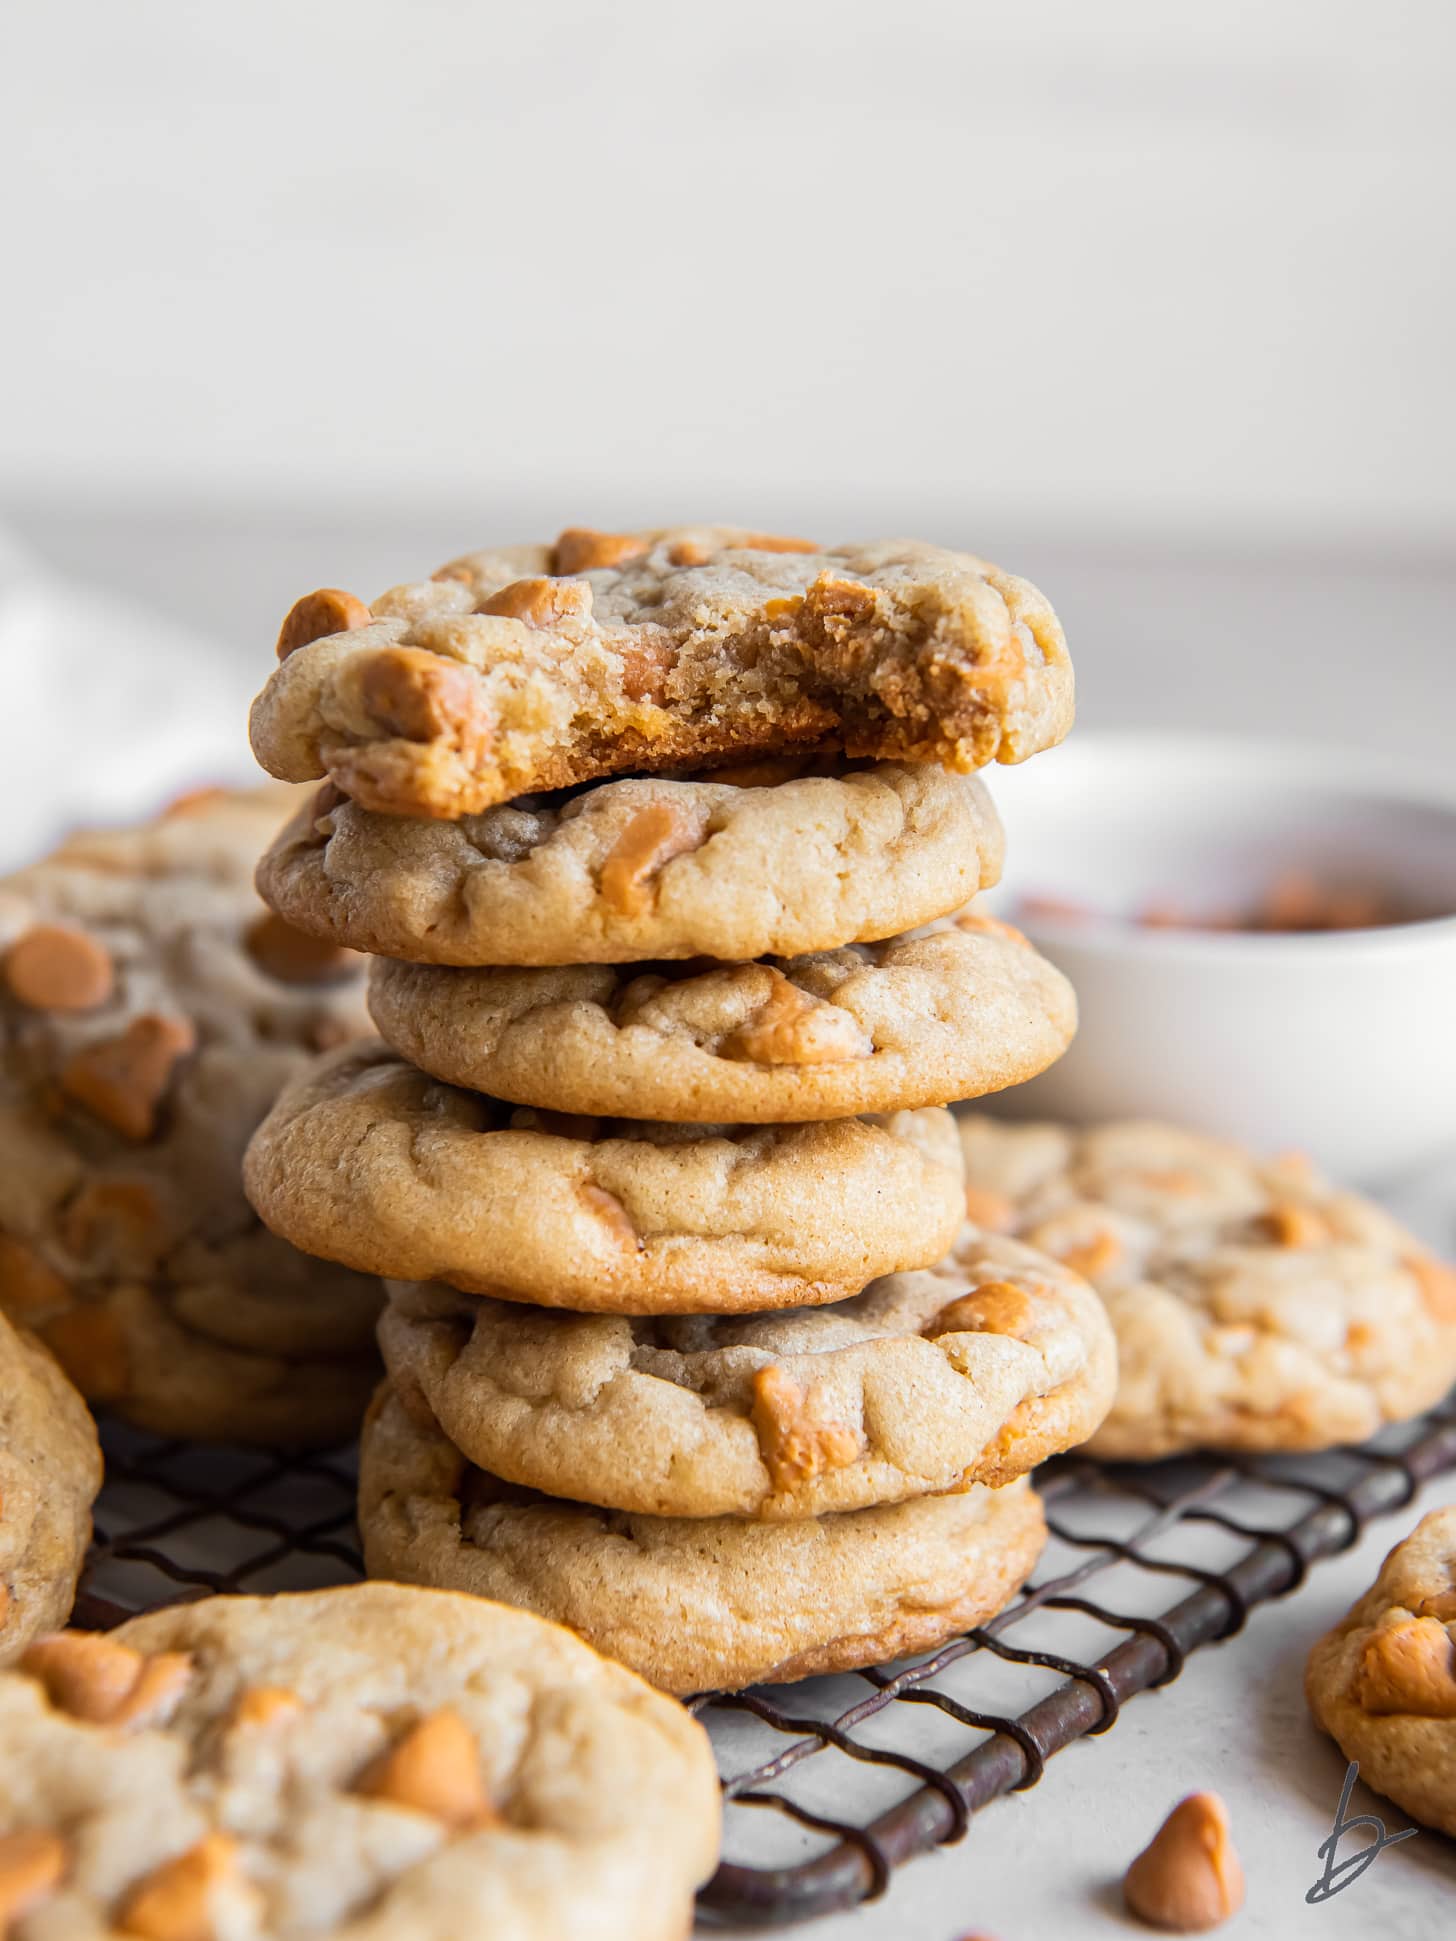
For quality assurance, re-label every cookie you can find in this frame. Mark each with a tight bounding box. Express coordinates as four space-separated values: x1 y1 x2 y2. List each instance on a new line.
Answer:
256 760 1003 966
0 788 384 1444
1306 1507 1456 1837
377 1219 1115 1519
359 1383 1047 1695
368 912 1076 1122
0 1311 100 1666
245 1043 966 1313
249 527 1073 818
0 1582 719 1940
956 1116 1456 1460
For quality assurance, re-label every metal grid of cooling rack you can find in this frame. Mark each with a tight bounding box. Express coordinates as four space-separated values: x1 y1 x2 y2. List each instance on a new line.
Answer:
76 1399 1456 1928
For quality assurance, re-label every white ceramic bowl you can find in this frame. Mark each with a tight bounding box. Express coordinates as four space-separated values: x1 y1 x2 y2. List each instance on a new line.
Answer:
982 733 1456 1183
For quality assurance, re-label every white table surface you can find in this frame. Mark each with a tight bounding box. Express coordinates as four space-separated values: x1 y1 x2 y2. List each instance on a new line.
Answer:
7 503 1455 1940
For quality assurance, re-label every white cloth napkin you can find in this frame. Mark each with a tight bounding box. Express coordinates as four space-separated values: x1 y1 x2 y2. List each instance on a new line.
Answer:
0 526 259 870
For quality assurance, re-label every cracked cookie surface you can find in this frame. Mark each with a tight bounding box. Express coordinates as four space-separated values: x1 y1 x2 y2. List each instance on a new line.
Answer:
245 1043 966 1314
0 1311 100 1665
249 527 1073 819
0 1581 719 1939
957 1116 1456 1460
0 789 384 1444
1307 1506 1456 1836
368 911 1075 1121
359 1383 1046 1695
377 1220 1114 1519
256 760 1003 966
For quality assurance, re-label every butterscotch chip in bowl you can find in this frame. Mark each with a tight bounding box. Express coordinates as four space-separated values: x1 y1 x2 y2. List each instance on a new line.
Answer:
255 759 1004 966
367 912 1075 1121
248 526 1073 819
0 1309 100 1667
243 1042 967 1314
1306 1505 1456 1837
359 1382 1047 1696
956 1116 1456 1460
0 787 383 1445
376 1219 1114 1519
0 1582 719 1940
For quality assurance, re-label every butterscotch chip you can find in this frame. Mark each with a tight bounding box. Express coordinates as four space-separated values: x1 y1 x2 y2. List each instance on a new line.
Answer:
1308 1506 1456 1835
0 1311 98 1668
0 1829 66 1929
598 804 706 916
244 1042 968 1315
958 1115 1456 1461
275 588 371 661
479 577 592 626
365 918 1073 1120
0 1584 720 1938
749 1365 862 1490
553 528 651 574
3 924 114 1012
249 527 1072 817
361 1384 1049 1695
1408 1253 1456 1323
1123 1792 1244 1932
355 1709 495 1828
0 785 382 1448
375 1221 1116 1519
244 911 357 985
60 1014 196 1141
21 1632 192 1728
117 1833 244 1941
963 1186 1014 1232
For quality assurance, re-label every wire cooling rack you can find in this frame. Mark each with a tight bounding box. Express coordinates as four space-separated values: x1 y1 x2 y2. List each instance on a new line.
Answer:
76 1399 1456 1928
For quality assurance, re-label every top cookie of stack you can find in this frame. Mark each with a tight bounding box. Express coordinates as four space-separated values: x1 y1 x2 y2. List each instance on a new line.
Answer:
244 527 1077 1315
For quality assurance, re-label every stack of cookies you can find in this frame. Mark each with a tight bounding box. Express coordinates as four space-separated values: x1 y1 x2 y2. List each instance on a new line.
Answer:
243 525 1118 1693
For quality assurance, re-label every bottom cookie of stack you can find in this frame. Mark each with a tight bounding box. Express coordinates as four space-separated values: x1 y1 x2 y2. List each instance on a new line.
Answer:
360 1383 1047 1696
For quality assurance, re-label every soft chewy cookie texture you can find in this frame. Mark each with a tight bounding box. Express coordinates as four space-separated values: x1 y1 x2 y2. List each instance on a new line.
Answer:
0 788 385 1445
244 1042 967 1313
368 911 1076 1122
0 1310 100 1666
360 1383 1047 1696
0 1582 720 1940
250 526 1074 819
378 1220 1115 1519
957 1116 1456 1460
1306 1506 1456 1837
257 760 1003 966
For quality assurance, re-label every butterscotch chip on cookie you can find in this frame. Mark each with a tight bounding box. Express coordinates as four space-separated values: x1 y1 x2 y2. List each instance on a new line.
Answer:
1307 1507 1456 1836
957 1116 1456 1460
0 1582 719 1940
377 1221 1114 1519
245 1043 966 1313
249 527 1073 819
359 1383 1047 1695
0 1310 100 1665
368 911 1075 1121
0 789 384 1445
256 760 1003 966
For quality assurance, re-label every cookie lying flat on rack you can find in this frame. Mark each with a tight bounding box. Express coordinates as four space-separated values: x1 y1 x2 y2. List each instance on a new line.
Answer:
245 1043 965 1314
1307 1506 1456 1837
360 1383 1047 1695
0 1582 719 1940
0 1310 100 1665
0 788 383 1444
957 1116 1456 1460
378 1221 1114 1519
256 761 1003 966
368 913 1076 1122
250 527 1073 818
